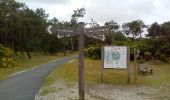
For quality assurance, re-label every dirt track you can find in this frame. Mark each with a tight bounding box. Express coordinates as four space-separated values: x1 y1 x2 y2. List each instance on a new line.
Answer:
35 80 170 100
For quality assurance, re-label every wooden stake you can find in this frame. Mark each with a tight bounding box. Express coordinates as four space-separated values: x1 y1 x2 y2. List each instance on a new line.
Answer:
134 48 137 84
78 22 85 100
101 44 104 82
127 47 131 84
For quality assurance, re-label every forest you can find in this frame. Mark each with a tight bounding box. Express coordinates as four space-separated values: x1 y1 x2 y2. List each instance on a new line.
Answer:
0 0 170 68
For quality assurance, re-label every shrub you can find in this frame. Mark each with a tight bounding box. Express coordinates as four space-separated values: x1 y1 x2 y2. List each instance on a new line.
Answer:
85 45 101 59
0 45 15 67
155 50 168 62
138 59 145 64
160 54 168 63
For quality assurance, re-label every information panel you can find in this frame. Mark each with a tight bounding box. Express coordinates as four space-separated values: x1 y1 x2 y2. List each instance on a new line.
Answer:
104 46 127 69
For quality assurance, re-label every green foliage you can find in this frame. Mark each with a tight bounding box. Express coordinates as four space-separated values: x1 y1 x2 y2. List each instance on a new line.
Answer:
112 37 170 62
85 45 101 59
71 8 85 26
147 22 162 38
113 32 126 41
155 51 168 62
0 0 51 58
138 59 145 64
0 44 15 67
147 22 170 62
160 54 168 63
122 19 145 40
104 20 119 45
113 40 139 53
112 39 150 60
39 34 62 54
162 21 170 37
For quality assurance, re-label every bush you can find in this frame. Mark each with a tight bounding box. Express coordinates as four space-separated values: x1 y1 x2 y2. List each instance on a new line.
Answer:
155 50 168 62
85 45 101 59
160 54 168 63
112 40 137 60
138 59 145 64
0 45 15 67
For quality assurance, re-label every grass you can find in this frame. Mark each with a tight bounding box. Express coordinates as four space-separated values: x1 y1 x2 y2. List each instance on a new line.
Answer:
43 58 128 87
137 61 170 86
39 58 170 99
0 52 69 80
43 58 78 87
43 58 170 87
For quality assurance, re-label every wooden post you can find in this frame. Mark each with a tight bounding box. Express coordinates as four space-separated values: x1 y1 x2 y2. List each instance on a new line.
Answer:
78 22 85 100
46 23 110 100
134 48 137 84
127 47 130 84
101 44 104 82
71 36 74 53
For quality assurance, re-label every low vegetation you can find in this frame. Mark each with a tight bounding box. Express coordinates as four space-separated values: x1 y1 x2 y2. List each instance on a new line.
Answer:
42 58 170 87
0 44 15 68
0 52 66 80
85 45 101 60
38 58 170 100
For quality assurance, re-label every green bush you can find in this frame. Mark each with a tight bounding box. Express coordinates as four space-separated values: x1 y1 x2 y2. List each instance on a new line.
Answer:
160 54 168 63
138 59 145 64
112 40 139 60
85 45 101 59
0 45 15 67
155 50 168 62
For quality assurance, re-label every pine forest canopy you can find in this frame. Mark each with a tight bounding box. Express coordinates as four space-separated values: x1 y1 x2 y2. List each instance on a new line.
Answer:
0 0 170 61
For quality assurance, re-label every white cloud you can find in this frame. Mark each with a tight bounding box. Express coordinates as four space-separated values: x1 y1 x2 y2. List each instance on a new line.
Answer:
16 0 170 25
17 0 71 5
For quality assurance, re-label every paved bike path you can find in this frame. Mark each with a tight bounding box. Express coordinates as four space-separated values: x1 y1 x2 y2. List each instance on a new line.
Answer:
0 55 78 100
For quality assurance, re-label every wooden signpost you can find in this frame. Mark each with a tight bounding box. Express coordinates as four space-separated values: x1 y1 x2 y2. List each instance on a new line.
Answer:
134 48 137 84
134 48 140 84
101 45 104 82
127 47 131 84
47 22 110 100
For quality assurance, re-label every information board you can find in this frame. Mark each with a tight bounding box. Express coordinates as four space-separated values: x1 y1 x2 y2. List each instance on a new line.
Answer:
104 46 127 69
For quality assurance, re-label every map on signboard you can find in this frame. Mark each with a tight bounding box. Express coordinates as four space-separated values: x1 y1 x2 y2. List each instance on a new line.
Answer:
104 46 127 69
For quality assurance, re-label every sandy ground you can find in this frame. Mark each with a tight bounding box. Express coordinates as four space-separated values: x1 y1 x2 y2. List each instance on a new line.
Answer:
35 80 170 100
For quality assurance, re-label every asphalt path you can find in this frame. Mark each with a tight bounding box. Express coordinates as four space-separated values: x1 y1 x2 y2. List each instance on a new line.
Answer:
0 55 78 100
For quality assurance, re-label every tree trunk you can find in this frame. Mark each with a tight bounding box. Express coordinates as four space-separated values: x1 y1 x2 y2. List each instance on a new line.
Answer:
12 33 15 50
63 46 66 56
19 32 24 55
20 47 24 55
26 49 32 59
71 37 74 52
5 33 8 47
132 34 134 41
14 50 18 55
23 29 31 59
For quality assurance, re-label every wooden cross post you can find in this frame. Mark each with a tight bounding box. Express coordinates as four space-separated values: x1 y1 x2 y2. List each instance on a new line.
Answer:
78 22 85 100
47 22 110 100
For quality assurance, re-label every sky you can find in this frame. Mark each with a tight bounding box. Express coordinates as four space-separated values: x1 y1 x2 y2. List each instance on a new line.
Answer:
16 0 170 26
